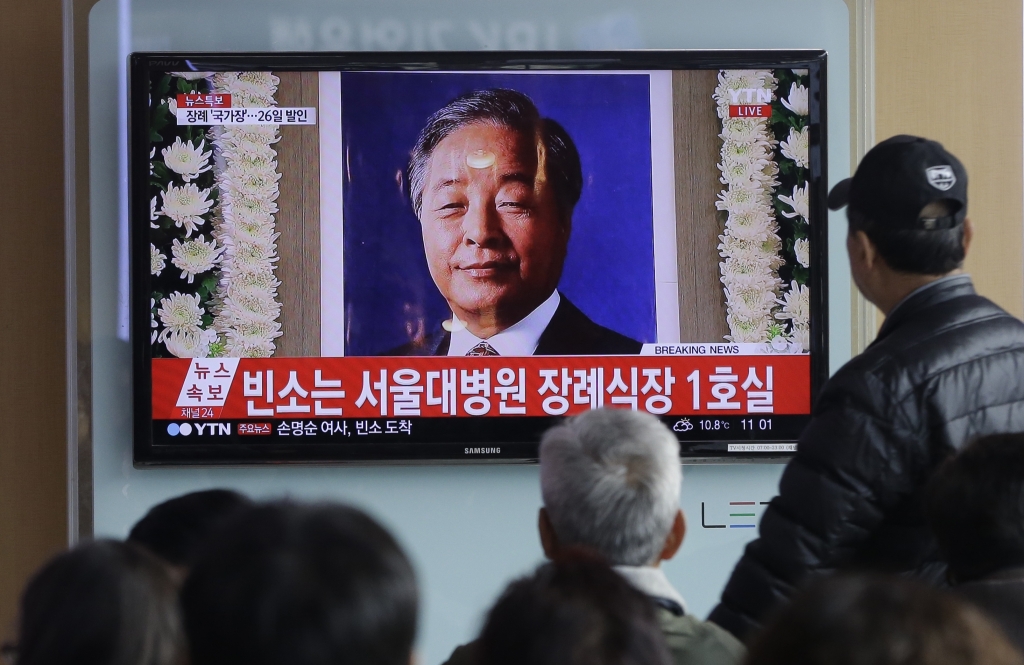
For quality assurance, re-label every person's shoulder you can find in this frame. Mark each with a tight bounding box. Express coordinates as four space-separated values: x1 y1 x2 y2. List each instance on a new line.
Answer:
438 639 478 665
537 296 643 355
657 610 746 665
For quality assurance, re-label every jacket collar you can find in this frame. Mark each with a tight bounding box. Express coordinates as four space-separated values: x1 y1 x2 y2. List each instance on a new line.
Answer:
613 565 687 616
872 274 975 345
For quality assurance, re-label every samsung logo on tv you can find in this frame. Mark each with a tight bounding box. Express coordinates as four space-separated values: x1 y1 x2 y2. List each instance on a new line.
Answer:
465 447 501 455
152 60 181 66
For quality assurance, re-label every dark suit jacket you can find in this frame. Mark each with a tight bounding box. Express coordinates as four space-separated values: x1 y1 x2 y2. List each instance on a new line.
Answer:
383 294 642 356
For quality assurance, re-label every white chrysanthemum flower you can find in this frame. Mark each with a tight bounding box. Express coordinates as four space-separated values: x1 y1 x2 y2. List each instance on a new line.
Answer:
792 69 809 77
792 324 810 352
163 328 218 358
221 169 281 200
230 270 281 293
722 141 774 165
226 239 279 270
230 216 276 243
221 126 280 147
159 183 213 236
221 204 275 232
721 254 783 286
734 283 780 311
795 238 810 268
722 234 784 261
150 298 158 344
171 236 224 283
225 338 276 358
162 137 212 182
721 118 770 144
149 147 155 177
776 281 810 325
157 292 204 335
172 71 213 81
227 144 278 173
165 97 178 115
719 156 777 187
216 71 279 107
224 286 282 323
223 72 281 106
780 126 810 168
212 72 240 87
150 244 167 276
716 184 771 213
149 195 160 229
726 314 770 343
226 320 283 354
779 183 810 221
781 83 809 116
229 194 279 220
715 70 775 103
725 209 776 240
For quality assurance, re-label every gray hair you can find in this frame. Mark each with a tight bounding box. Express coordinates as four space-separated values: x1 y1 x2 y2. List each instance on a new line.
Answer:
540 408 682 566
407 88 583 224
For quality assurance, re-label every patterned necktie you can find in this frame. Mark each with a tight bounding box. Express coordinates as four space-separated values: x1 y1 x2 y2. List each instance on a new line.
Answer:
466 342 500 356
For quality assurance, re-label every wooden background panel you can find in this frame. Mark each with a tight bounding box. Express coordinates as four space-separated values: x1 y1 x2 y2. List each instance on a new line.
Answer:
0 0 69 642
274 71 322 356
673 70 730 342
876 0 1023 318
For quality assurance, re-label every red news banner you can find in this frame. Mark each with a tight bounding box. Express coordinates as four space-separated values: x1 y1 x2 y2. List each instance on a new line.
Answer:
152 356 810 421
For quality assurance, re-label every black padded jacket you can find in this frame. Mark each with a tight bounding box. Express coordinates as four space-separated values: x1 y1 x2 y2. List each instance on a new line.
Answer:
708 275 1024 641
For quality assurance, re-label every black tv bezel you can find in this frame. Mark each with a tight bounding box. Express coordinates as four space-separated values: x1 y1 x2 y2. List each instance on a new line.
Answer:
130 49 829 466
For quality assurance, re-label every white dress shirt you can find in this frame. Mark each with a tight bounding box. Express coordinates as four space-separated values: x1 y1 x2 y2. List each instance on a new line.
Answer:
447 291 561 356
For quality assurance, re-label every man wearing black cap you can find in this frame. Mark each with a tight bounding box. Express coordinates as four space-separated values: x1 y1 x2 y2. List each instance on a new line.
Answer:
708 135 1024 641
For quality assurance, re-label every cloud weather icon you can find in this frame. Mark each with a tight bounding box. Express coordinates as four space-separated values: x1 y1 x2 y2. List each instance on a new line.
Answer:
673 418 694 432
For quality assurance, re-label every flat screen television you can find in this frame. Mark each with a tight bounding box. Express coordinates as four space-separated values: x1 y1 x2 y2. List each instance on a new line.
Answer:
130 50 829 465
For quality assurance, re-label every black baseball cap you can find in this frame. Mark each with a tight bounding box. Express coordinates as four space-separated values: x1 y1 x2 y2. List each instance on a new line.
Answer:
827 135 967 230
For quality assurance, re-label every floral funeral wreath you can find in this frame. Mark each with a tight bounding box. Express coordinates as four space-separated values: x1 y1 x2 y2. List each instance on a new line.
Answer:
714 69 811 352
149 71 284 359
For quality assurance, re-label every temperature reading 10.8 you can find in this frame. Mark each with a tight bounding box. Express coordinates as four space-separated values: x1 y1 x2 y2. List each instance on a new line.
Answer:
740 418 773 431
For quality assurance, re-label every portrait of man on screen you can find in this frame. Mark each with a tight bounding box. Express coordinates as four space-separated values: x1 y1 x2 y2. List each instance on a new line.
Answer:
383 88 643 357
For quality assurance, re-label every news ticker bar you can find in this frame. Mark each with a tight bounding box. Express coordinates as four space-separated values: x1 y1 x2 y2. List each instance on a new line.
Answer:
149 414 808 449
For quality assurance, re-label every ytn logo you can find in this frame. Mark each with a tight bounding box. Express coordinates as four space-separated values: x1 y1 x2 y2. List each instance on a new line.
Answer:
728 88 772 104
166 422 231 436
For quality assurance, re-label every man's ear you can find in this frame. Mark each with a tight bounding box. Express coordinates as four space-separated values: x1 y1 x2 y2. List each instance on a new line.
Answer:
538 508 561 560
657 509 686 563
847 229 877 272
962 218 974 257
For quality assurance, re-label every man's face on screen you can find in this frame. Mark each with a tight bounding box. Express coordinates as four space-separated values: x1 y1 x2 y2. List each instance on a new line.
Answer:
419 122 569 337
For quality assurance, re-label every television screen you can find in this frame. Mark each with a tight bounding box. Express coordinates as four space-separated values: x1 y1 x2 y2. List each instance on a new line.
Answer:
131 50 829 465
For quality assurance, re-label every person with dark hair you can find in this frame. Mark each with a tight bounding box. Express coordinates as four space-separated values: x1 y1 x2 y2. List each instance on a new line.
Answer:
180 501 417 665
709 135 1024 641
2 539 185 665
386 88 641 356
475 552 673 665
746 575 1022 665
128 488 252 573
926 433 1024 652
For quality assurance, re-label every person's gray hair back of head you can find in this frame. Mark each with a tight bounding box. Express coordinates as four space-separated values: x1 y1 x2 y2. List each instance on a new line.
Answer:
539 408 681 566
